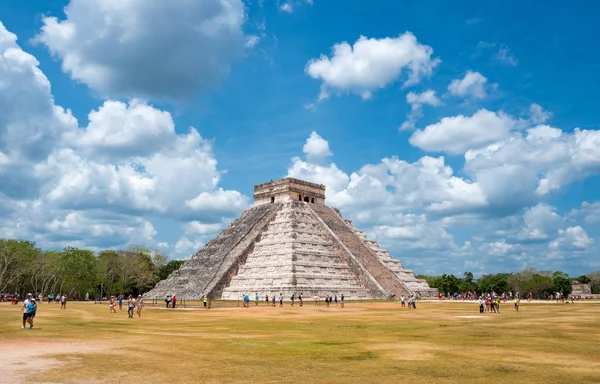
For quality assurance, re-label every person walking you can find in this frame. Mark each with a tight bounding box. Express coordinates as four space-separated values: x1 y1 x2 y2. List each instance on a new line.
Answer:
60 294 67 309
400 295 405 308
279 293 283 307
118 295 124 310
136 295 144 318
127 295 135 318
514 297 520 312
340 293 345 308
203 295 208 308
21 293 32 329
255 293 259 306
478 297 484 314
172 295 177 309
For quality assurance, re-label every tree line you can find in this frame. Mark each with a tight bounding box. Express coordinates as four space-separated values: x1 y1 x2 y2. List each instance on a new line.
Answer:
419 269 600 299
0 238 184 298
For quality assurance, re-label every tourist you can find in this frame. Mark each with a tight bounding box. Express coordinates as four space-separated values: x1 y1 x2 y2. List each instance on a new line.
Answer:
21 293 32 329
118 295 124 310
165 295 171 308
495 296 501 314
400 295 405 308
48 293 53 304
127 295 135 318
27 298 37 330
136 295 144 318
279 293 283 307
265 294 269 305
290 293 295 306
340 293 344 308
255 292 259 306
299 293 303 307
325 295 330 307
85 292 89 302
172 295 177 309
334 295 338 306
246 294 251 307
514 297 520 312
203 295 208 308
60 294 67 309
109 296 117 313
478 297 484 314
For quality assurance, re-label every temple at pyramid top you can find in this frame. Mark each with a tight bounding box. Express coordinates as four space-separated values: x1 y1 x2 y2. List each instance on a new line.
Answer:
254 178 326 205
146 178 437 300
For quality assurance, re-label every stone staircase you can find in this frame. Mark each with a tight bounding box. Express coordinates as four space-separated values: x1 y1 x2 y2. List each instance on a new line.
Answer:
145 203 281 299
309 204 412 298
221 201 371 299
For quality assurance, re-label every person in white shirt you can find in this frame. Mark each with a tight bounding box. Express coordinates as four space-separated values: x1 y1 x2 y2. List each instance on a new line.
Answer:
21 293 32 329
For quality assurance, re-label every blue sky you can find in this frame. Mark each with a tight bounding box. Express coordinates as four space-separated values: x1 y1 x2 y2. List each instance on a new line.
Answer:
0 0 598 276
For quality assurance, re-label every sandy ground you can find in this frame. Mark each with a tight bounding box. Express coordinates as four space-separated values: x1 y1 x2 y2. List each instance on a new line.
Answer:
0 341 106 384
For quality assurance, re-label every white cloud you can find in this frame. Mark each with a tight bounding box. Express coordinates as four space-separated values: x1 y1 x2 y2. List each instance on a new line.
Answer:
400 90 441 131
64 99 176 161
518 203 562 241
495 46 518 66
35 0 247 101
409 109 516 155
447 71 489 99
549 226 594 252
406 90 440 108
303 131 332 163
465 125 600 195
0 22 249 254
529 103 553 124
279 3 293 12
305 33 440 100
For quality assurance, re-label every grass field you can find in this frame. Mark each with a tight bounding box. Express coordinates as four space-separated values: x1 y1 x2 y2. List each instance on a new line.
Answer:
1 299 599 383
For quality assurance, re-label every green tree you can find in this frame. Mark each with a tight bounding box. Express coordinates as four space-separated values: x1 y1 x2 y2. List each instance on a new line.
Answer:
58 247 97 297
552 271 572 297
575 275 591 284
476 273 510 294
0 239 39 294
525 273 553 299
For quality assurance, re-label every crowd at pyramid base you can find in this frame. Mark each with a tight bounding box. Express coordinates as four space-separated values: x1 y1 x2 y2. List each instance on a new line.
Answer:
146 178 438 300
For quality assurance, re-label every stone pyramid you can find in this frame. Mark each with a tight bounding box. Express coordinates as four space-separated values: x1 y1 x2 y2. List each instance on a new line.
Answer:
146 178 437 300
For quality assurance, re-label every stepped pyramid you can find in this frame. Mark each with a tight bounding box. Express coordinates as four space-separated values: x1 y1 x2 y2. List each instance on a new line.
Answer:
146 178 437 300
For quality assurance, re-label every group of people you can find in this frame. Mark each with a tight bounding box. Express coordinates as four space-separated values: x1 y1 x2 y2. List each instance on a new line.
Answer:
164 295 177 308
400 295 418 309
241 292 346 308
21 293 37 330
109 294 144 318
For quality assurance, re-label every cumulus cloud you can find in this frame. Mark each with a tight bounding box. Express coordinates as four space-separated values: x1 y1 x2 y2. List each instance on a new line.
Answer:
35 0 247 101
409 109 516 155
447 71 489 99
305 32 440 100
400 90 441 130
0 22 249 254
529 103 553 124
549 226 594 252
0 22 77 199
465 124 600 195
303 131 332 163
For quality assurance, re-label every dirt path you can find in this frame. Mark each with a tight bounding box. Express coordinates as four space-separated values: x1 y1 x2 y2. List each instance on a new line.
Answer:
0 340 107 384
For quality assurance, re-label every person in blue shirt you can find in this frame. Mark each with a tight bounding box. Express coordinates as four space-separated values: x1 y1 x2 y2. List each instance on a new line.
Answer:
27 298 37 330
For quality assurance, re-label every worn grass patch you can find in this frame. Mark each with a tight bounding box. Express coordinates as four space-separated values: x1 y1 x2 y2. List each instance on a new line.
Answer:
1 300 600 383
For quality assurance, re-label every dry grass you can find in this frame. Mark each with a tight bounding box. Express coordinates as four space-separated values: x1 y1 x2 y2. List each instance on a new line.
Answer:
1 300 599 383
